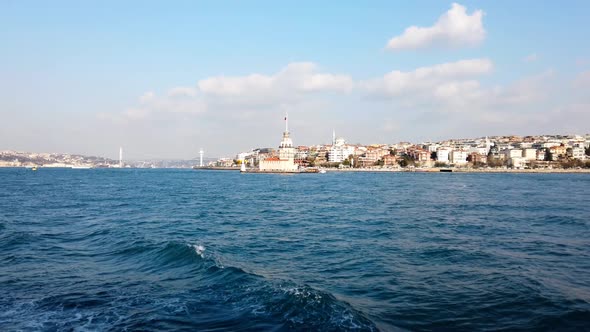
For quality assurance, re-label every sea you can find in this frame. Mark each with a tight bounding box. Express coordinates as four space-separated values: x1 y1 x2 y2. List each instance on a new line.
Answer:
1 168 589 331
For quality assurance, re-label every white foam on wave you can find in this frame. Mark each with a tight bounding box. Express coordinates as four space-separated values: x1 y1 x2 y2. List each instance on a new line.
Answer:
190 244 206 258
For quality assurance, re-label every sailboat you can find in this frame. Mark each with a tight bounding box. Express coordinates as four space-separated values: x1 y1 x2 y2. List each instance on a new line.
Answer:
240 160 246 172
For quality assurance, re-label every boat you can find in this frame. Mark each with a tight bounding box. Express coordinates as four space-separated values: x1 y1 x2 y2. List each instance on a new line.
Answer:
71 166 91 169
31 166 38 171
319 169 326 174
240 161 246 173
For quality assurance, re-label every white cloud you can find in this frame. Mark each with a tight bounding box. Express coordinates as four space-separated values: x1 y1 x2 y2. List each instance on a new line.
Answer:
362 58 493 101
167 87 197 98
108 62 352 122
139 91 155 103
523 53 538 63
198 62 353 105
386 3 485 50
573 70 590 88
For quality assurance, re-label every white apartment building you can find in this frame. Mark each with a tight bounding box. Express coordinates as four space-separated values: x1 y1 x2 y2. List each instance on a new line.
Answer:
502 149 522 159
425 143 440 153
510 157 527 169
436 147 451 163
468 147 489 156
572 147 586 160
522 148 537 161
450 150 468 164
329 137 355 163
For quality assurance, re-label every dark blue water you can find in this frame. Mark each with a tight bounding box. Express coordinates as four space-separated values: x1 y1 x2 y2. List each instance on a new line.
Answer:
1 168 589 331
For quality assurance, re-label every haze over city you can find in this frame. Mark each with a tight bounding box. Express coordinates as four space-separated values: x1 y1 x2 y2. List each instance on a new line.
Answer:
1 1 589 159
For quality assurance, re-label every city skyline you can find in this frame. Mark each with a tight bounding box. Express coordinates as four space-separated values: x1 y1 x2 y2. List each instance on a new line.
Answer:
1 1 589 159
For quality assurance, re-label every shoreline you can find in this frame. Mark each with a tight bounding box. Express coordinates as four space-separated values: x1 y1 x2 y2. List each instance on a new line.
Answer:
2 165 590 174
322 168 590 174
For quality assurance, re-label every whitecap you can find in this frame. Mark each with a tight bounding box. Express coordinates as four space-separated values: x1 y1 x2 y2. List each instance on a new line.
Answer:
190 244 206 258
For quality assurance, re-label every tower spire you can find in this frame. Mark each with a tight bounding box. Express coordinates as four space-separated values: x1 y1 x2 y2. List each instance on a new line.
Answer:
285 112 288 132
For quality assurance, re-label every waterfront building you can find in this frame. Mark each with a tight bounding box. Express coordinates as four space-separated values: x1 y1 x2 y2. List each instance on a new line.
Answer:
502 149 523 160
328 134 355 163
295 146 309 160
549 145 567 159
572 147 586 160
469 152 487 165
522 148 537 161
450 150 468 165
258 114 299 172
510 157 527 169
407 147 430 162
436 147 451 163
382 154 399 166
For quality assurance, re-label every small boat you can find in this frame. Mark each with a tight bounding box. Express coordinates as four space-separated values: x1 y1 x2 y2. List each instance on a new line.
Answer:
31 166 38 171
240 161 246 173
319 169 326 174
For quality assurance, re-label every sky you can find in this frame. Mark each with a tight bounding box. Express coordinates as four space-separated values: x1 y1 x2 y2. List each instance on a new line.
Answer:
1 1 589 159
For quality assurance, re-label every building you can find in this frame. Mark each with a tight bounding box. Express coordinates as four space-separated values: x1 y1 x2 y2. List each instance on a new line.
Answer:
510 157 527 169
502 149 523 159
328 134 355 163
572 147 586 160
522 148 537 161
549 145 567 159
436 147 451 163
258 114 299 172
450 150 468 165
407 147 430 163
468 152 487 165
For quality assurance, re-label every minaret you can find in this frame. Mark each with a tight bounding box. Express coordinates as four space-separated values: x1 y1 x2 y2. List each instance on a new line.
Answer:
119 147 123 168
199 149 204 167
332 130 336 146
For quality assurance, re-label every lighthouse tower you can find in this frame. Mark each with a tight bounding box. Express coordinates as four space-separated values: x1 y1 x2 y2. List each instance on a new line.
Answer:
258 113 298 172
279 113 295 160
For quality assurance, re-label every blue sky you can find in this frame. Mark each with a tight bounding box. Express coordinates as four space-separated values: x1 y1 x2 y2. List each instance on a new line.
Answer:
1 1 589 159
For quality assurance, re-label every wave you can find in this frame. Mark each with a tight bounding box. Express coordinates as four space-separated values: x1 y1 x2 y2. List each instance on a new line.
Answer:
1 240 378 331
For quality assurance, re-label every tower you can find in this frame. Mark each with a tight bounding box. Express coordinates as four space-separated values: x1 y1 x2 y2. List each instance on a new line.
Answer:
332 129 336 146
119 147 123 168
199 149 204 167
279 112 294 160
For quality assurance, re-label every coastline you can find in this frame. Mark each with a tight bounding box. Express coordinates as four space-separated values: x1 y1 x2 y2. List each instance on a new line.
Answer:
322 168 590 174
3 165 590 174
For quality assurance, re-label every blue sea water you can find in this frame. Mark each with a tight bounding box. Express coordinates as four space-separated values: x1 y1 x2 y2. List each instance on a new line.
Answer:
1 168 589 331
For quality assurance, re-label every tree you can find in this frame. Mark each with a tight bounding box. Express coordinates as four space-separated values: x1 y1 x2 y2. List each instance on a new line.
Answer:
430 151 437 160
544 148 553 162
586 147 590 156
398 155 415 168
